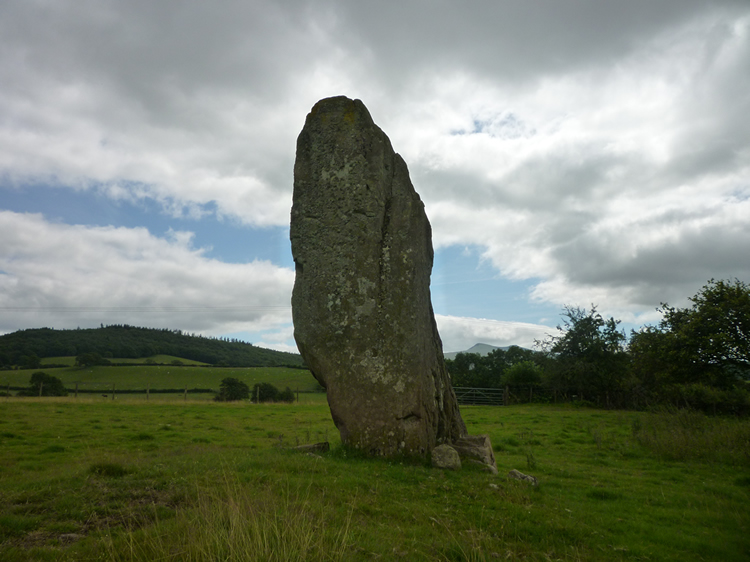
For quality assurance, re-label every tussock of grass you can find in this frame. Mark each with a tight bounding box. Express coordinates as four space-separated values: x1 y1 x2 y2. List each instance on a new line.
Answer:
632 408 750 465
0 514 40 540
99 473 352 562
89 462 130 478
131 432 154 441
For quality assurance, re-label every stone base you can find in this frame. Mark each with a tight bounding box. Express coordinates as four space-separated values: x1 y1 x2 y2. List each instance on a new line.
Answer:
508 468 539 486
451 434 498 474
431 444 462 470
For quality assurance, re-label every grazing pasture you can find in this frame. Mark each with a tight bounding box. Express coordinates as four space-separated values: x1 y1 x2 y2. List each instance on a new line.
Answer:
0 400 748 561
2 360 320 399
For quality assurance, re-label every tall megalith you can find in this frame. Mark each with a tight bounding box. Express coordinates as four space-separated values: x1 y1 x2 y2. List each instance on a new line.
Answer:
290 96 467 457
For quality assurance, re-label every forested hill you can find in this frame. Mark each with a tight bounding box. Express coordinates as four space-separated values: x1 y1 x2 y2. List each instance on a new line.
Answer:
0 326 304 368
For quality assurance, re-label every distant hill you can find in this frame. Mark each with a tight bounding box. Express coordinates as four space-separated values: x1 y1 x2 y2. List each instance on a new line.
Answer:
444 343 520 360
0 325 304 368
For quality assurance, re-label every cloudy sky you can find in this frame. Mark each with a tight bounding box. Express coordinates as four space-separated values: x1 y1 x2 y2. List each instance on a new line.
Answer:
1 0 749 353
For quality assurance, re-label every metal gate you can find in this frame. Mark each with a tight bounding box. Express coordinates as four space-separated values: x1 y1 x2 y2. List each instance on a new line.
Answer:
453 387 504 406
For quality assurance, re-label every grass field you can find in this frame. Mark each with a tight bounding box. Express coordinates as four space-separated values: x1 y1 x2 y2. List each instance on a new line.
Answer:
1 399 748 561
39 356 211 367
2 357 321 397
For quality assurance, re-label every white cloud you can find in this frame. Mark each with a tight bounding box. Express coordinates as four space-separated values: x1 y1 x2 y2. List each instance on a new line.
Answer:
0 0 365 227
252 325 299 354
0 211 294 335
435 314 552 353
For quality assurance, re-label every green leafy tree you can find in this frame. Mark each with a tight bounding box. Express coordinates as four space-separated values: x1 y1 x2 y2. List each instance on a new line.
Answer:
541 305 627 403
631 279 750 390
446 346 542 388
446 353 491 387
19 353 41 370
502 360 543 388
76 352 110 368
18 372 68 397
215 377 250 402
252 382 283 403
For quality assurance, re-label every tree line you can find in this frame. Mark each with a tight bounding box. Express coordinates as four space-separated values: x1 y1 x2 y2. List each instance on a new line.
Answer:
446 279 750 415
0 325 304 369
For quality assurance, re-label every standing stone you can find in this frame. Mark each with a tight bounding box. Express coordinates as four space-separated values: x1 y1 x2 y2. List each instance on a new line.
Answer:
291 96 467 457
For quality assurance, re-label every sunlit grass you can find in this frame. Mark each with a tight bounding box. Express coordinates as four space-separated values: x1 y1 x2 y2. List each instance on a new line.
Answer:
0 400 748 561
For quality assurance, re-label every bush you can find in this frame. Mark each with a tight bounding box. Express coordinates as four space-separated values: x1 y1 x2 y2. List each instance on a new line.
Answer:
215 377 250 402
252 382 280 403
17 372 68 397
249 383 295 403
660 383 750 416
278 387 295 403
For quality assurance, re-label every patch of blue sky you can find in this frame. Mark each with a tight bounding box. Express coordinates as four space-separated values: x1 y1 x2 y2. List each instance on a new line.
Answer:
449 113 534 139
0 183 294 268
432 244 559 326
450 119 490 136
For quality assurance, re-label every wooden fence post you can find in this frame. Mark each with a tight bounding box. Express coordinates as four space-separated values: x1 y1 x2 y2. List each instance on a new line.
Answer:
184 387 187 401
39 381 43 397
146 384 150 401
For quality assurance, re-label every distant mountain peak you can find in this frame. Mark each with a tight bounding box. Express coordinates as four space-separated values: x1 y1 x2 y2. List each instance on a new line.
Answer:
464 343 501 355
444 343 503 360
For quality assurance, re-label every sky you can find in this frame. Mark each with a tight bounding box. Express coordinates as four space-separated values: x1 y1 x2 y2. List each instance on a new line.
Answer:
1 0 749 354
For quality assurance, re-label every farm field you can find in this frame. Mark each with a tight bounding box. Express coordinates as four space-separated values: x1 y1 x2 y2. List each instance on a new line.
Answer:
2 359 320 396
0 401 748 561
39 356 211 367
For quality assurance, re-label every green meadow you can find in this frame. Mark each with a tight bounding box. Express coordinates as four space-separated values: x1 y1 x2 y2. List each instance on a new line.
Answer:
1 398 748 561
2 358 320 399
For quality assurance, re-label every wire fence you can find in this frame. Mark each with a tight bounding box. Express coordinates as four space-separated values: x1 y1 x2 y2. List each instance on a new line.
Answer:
0 382 320 403
4 381 577 407
454 386 570 406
